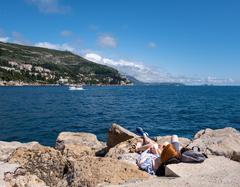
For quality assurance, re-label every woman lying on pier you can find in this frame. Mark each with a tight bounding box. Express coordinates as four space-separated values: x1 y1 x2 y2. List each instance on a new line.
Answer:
135 127 207 176
135 127 181 175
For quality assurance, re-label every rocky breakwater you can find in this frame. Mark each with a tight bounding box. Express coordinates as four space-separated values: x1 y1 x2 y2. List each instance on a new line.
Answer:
0 123 240 187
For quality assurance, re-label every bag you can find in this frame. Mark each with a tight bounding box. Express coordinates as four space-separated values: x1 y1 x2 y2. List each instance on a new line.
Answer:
180 146 208 163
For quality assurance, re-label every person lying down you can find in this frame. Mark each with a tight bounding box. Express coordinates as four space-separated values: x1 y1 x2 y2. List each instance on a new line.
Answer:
135 127 182 175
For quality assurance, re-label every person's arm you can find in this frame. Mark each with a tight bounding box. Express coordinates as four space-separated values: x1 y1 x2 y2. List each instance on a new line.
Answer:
153 157 162 171
136 143 152 152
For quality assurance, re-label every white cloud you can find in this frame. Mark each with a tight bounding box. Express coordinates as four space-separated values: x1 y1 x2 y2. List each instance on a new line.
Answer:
0 37 9 43
60 30 72 37
85 53 102 62
34 42 75 52
84 52 239 85
148 42 157 48
27 0 70 14
98 34 117 48
84 53 174 83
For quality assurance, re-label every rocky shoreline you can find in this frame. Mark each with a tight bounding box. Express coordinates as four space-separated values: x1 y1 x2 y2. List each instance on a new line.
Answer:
0 81 133 87
0 124 240 187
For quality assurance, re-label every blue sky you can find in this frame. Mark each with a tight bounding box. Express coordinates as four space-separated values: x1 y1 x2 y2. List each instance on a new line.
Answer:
0 0 240 84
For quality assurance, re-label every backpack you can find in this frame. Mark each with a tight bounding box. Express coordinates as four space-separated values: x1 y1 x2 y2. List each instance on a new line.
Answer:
180 146 208 163
155 146 208 176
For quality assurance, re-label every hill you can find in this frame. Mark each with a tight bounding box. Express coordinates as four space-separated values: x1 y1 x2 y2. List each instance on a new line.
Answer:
0 42 131 86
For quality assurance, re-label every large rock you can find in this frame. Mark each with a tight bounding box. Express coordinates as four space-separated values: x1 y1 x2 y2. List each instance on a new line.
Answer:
7 144 72 187
0 162 20 187
106 137 142 159
108 156 240 187
188 127 240 161
4 171 47 187
165 156 240 185
0 141 40 162
107 124 139 148
116 153 139 165
165 156 240 177
65 156 150 187
155 136 191 147
56 132 106 159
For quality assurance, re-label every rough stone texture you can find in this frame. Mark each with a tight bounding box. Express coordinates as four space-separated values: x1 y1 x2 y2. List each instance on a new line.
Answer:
107 124 138 148
56 132 106 159
165 156 240 177
116 153 139 165
107 156 240 187
155 136 191 147
0 162 19 187
66 156 150 187
1 127 239 187
188 127 240 161
7 144 72 187
4 171 47 187
106 137 143 159
0 141 40 162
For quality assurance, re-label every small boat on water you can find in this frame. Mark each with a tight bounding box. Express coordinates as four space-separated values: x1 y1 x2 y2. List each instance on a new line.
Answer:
69 85 84 91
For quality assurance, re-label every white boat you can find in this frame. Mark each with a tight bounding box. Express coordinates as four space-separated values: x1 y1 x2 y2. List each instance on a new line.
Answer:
69 85 84 91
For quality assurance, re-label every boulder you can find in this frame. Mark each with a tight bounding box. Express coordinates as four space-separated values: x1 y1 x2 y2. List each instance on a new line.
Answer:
106 137 143 159
4 171 47 187
107 157 240 187
7 144 72 187
165 156 240 186
107 123 139 148
116 153 139 165
65 156 150 187
0 162 20 187
155 136 191 147
0 141 40 162
55 132 107 159
188 127 240 161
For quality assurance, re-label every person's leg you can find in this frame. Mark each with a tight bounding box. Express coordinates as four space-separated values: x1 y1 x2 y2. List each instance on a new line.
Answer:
171 135 181 152
143 134 155 144
136 127 149 137
171 135 179 143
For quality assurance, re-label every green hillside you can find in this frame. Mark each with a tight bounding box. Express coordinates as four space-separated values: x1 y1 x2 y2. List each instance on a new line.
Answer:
0 42 130 85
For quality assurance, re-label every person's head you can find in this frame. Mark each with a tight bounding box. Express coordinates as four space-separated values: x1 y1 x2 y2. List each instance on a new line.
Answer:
150 143 159 154
160 143 180 164
158 141 170 152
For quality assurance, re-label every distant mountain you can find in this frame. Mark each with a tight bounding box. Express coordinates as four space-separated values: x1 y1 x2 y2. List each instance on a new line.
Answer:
125 75 185 86
0 42 131 85
125 75 144 85
144 82 185 86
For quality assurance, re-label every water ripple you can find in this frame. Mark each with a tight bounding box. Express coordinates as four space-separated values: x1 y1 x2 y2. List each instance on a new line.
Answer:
0 85 240 146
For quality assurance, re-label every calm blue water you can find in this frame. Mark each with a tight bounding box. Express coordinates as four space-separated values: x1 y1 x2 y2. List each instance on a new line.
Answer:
0 85 240 146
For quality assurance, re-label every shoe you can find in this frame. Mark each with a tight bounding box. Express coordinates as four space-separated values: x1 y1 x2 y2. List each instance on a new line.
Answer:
136 127 149 136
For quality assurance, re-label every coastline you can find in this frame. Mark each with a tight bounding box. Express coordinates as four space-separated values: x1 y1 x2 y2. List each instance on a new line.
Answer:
0 81 134 87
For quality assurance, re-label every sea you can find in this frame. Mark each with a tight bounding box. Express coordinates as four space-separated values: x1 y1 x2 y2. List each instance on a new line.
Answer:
0 85 240 146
